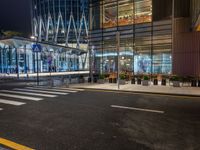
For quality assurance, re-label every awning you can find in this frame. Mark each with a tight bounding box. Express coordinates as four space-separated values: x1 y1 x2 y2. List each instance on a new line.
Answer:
0 36 87 56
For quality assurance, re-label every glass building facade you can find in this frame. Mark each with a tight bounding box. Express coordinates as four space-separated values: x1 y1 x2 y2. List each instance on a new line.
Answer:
89 0 172 75
0 0 90 75
0 38 87 75
31 0 89 49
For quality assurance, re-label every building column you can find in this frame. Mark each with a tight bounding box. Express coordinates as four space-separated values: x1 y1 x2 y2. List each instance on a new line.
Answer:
24 45 27 74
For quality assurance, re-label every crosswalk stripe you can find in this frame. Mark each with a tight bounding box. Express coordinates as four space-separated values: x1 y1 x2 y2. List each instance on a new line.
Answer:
0 93 43 101
0 108 3 111
26 87 77 93
55 87 85 91
14 88 68 95
1 90 57 98
0 98 25 106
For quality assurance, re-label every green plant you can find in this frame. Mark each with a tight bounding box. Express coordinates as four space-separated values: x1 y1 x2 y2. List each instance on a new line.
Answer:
119 73 126 80
151 74 157 79
143 75 149 80
99 74 105 79
170 75 181 81
135 74 142 79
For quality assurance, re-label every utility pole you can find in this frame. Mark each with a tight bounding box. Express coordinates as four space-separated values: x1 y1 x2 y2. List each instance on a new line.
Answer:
117 31 120 90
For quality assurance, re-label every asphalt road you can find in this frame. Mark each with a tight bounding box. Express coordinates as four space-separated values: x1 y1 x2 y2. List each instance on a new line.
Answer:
0 84 200 150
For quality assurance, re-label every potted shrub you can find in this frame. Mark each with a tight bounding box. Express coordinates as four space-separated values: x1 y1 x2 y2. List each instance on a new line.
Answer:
142 75 149 86
119 73 126 85
97 74 105 84
171 75 181 87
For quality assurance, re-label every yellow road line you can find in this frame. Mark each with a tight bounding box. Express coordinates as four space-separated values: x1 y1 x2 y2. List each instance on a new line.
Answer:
84 89 200 99
0 137 35 150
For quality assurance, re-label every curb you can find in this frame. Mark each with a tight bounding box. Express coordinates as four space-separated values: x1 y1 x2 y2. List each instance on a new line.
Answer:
72 87 200 98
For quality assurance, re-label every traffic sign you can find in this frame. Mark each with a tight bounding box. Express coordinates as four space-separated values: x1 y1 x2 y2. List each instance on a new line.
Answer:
32 44 42 53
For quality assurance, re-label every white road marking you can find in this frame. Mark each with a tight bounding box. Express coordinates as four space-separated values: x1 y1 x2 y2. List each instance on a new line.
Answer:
14 88 68 95
111 105 165 114
57 87 85 91
1 90 57 98
0 93 43 101
0 108 3 111
0 98 25 106
26 87 77 93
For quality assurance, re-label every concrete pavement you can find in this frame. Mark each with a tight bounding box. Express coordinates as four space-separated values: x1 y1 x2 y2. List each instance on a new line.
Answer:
70 82 200 97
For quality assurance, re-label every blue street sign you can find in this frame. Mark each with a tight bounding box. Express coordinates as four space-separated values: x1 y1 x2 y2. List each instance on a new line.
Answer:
32 44 42 53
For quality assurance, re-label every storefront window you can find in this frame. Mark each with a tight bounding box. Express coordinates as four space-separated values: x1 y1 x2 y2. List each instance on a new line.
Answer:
134 54 151 73
101 0 152 28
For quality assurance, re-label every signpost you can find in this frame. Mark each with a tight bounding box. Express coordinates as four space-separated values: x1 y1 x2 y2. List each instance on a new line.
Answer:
32 44 42 86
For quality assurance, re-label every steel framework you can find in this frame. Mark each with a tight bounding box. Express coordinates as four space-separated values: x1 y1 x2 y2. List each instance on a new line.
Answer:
31 0 89 49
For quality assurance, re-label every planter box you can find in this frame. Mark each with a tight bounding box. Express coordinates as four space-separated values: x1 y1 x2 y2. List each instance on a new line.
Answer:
153 79 158 85
173 81 180 87
191 80 197 87
142 80 149 86
137 79 141 85
113 78 117 83
119 79 126 85
97 79 105 84
198 80 200 87
131 78 135 84
161 79 166 86
93 77 97 83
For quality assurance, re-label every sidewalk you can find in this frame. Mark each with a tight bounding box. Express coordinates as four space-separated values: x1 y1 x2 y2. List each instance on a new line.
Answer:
70 82 200 97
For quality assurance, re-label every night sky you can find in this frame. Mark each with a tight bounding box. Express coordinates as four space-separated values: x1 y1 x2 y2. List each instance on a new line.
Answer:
0 0 31 37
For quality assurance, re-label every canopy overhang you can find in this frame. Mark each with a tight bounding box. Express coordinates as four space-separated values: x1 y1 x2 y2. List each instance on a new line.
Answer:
0 36 87 56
